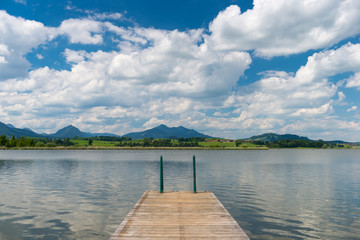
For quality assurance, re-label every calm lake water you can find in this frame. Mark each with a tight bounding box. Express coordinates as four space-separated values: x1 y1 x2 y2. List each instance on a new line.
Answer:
0 149 359 240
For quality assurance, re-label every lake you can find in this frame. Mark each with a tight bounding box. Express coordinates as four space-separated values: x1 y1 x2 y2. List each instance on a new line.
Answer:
0 149 359 239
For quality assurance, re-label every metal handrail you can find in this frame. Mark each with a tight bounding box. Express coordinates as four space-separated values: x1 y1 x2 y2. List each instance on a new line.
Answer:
159 155 197 193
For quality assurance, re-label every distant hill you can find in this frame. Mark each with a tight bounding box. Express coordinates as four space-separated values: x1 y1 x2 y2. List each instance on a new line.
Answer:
0 122 120 139
123 124 212 140
0 122 45 138
247 133 311 142
49 125 92 139
325 140 349 144
48 125 120 138
49 125 120 138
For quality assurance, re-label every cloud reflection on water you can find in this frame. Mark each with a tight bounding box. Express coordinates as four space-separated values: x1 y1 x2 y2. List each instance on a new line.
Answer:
0 150 359 239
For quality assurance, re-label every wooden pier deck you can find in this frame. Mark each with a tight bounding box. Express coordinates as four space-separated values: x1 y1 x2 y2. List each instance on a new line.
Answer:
110 191 250 239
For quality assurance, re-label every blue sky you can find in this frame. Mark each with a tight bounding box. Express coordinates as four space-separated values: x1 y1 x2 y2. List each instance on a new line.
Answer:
1 0 360 141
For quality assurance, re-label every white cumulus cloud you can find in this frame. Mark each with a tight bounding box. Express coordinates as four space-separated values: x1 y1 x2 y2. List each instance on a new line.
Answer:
107 28 252 98
2 5 360 141
59 18 104 44
208 0 360 57
347 106 358 112
0 11 56 80
221 42 360 138
63 49 90 63
346 72 360 89
91 12 122 20
0 26 251 134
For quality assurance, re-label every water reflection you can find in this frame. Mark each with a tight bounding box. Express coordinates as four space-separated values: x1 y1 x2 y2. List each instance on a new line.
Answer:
0 150 359 239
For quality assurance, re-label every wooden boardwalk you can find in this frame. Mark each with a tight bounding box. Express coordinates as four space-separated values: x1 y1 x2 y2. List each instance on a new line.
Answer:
110 191 250 239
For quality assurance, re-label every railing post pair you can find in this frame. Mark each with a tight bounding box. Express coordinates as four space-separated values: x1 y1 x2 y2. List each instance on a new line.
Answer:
160 155 197 193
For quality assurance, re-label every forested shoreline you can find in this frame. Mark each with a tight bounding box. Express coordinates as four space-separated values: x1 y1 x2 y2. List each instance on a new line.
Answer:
0 135 355 149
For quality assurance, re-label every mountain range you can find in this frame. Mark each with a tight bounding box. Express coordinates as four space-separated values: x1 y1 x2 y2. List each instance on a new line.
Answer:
0 122 45 138
0 122 118 139
0 122 211 140
0 121 355 143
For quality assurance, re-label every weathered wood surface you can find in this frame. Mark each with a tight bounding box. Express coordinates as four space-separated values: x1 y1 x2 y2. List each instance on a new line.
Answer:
110 191 250 239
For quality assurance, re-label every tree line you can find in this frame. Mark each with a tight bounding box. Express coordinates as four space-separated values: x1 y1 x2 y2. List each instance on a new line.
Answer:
73 136 131 141
0 134 347 149
114 137 202 147
0 135 205 148
0 135 74 148
250 139 343 148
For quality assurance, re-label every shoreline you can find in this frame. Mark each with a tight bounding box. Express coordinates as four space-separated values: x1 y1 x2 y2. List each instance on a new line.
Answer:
0 146 269 150
1 146 358 150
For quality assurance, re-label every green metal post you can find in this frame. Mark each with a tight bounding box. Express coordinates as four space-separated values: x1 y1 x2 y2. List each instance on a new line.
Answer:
193 155 196 193
160 156 164 193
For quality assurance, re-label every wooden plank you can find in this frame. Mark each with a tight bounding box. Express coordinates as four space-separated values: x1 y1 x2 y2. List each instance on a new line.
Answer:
110 191 250 240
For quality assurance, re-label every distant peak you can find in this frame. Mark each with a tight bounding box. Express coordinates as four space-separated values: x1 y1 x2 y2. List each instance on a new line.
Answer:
55 125 81 134
64 125 78 129
123 124 212 139
156 124 168 128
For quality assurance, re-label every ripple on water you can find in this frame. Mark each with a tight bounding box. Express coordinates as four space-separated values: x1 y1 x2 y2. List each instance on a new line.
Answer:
0 149 359 240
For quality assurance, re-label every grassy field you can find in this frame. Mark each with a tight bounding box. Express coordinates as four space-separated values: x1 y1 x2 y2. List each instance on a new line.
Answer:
198 141 235 148
71 139 118 147
5 138 358 150
70 139 268 149
68 138 360 150
71 139 88 146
